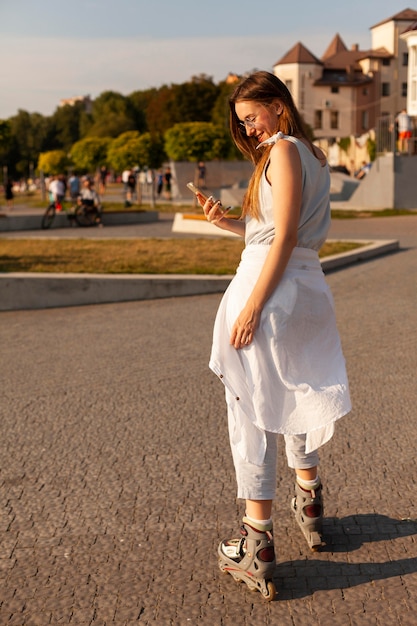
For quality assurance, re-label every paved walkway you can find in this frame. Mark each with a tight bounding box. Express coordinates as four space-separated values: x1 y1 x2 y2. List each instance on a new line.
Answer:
0 215 416 625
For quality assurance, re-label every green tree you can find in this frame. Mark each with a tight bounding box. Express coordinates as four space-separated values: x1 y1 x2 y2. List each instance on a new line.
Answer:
170 75 219 123
0 120 10 145
49 102 85 151
8 110 51 177
107 131 165 172
126 90 150 132
37 150 69 175
164 122 228 161
70 137 111 173
338 137 351 153
87 91 136 138
210 80 243 159
211 80 235 129
142 76 220 136
139 133 166 170
107 131 142 172
367 137 376 162
0 120 11 178
143 85 176 136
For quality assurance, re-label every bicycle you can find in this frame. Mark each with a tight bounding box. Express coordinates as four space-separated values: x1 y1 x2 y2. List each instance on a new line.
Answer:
41 199 102 229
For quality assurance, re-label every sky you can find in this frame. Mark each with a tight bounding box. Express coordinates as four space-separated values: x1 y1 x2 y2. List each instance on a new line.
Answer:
0 0 410 119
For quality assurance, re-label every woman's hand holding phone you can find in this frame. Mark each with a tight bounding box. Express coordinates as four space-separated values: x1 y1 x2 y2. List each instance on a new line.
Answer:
186 182 208 205
186 182 231 225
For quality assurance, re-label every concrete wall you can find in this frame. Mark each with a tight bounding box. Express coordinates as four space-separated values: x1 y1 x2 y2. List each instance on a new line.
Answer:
0 210 159 232
347 154 417 209
394 156 417 209
170 160 253 201
171 155 417 210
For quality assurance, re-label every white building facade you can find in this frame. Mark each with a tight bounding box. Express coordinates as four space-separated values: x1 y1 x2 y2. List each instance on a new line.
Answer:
401 22 417 116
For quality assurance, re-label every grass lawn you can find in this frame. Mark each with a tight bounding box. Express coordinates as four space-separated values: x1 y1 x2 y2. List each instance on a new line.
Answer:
0 238 364 275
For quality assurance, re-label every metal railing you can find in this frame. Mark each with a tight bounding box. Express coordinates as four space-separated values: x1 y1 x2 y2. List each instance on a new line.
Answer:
376 115 395 155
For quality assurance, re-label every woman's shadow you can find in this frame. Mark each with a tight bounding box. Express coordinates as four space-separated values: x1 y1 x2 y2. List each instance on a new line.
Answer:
274 513 417 600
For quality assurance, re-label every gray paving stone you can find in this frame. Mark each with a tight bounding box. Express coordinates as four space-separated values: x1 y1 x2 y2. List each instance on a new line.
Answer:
0 215 416 624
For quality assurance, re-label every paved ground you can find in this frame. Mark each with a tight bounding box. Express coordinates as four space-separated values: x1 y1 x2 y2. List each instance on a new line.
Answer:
0 214 416 625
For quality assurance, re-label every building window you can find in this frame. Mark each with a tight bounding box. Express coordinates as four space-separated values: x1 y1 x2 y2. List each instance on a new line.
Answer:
314 110 322 129
330 111 339 129
362 111 369 130
331 86 339 94
363 87 368 96
402 82 408 97
382 58 391 66
285 80 293 94
382 83 390 97
403 52 409 66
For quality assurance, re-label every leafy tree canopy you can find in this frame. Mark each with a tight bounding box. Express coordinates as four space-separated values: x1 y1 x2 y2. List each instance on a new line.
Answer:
70 136 112 173
0 120 11 145
164 122 228 161
107 132 165 171
49 102 85 151
170 75 219 124
38 150 69 175
87 91 137 138
2 75 248 174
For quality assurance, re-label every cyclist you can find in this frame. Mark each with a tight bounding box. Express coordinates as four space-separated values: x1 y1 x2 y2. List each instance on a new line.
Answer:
48 175 65 209
78 178 103 225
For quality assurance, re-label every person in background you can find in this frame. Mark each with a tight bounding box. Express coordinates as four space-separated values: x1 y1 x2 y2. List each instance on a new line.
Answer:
126 170 136 206
78 178 102 225
68 173 80 202
163 166 173 200
197 161 206 188
395 109 412 154
156 169 164 197
48 175 65 209
122 168 131 204
4 177 14 208
355 161 371 180
99 166 108 194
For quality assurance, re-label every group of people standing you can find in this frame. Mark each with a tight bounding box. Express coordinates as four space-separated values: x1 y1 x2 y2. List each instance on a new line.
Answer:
156 167 173 200
47 173 102 225
121 166 173 206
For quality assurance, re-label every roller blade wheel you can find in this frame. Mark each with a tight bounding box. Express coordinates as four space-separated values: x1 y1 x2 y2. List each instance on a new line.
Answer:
218 559 276 601
291 496 323 552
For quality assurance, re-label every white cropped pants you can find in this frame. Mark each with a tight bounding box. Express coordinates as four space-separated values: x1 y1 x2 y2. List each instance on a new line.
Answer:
228 408 320 500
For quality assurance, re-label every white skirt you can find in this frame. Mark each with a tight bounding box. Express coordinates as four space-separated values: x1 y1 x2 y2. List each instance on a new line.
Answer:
209 245 351 466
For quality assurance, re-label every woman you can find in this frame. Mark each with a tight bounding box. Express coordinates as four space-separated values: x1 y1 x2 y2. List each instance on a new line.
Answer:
196 71 351 600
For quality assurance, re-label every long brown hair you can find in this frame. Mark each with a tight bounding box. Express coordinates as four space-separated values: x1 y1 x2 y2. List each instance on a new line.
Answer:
229 71 312 219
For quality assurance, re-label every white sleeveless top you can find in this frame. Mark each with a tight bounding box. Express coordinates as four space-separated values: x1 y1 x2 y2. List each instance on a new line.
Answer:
245 133 330 250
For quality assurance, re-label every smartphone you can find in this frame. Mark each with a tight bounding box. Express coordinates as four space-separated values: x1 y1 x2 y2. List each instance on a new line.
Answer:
187 182 233 216
186 182 209 203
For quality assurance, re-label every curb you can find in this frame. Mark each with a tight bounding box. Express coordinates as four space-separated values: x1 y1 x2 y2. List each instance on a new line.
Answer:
0 210 159 231
0 239 399 312
320 239 399 271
